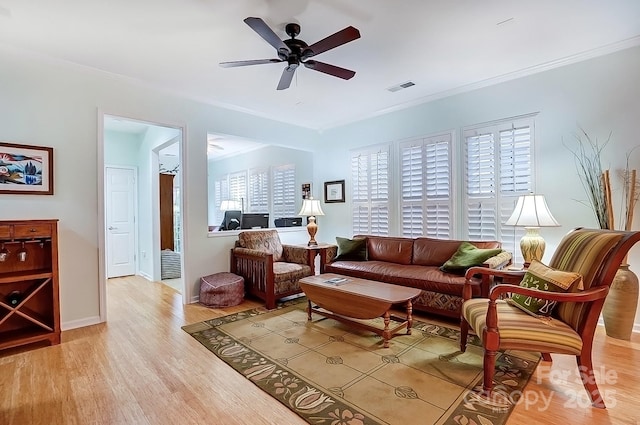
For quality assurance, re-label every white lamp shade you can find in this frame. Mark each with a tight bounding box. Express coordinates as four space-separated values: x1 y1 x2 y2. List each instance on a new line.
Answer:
220 200 242 211
298 198 325 217
505 194 560 227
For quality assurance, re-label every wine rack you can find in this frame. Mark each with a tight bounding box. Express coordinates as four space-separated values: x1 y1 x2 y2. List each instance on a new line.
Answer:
0 219 60 351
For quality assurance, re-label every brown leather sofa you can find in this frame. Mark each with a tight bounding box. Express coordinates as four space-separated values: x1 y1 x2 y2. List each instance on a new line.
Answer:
323 235 512 319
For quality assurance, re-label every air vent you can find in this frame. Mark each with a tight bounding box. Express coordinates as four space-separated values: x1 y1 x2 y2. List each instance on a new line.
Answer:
387 81 416 92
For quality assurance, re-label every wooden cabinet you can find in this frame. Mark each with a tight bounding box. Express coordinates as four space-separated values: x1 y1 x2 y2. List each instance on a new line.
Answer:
0 219 60 351
159 173 175 251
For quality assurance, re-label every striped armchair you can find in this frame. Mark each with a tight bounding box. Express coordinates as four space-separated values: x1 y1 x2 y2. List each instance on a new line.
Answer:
459 227 640 408
230 229 313 309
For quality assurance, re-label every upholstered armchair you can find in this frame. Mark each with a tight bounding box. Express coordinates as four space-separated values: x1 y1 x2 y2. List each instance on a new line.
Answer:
230 229 313 309
460 227 640 408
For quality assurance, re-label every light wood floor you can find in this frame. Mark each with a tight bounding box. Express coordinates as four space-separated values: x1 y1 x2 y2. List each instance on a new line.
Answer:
1 275 638 424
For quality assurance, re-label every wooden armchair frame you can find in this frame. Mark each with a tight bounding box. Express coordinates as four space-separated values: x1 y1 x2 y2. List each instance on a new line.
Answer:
230 244 313 310
460 228 640 408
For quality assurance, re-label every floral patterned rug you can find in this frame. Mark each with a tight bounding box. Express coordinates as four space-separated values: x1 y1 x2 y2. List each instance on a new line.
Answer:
183 299 539 425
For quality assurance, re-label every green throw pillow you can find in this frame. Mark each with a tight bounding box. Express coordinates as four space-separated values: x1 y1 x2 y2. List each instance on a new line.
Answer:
335 237 368 261
507 260 583 317
440 242 503 275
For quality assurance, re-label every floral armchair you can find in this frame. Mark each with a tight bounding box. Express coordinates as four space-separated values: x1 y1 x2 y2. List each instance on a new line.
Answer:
230 229 313 309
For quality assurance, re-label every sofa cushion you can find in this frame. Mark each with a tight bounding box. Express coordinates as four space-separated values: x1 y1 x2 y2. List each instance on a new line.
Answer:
507 260 583 317
440 242 503 274
413 238 501 266
361 236 413 265
237 229 283 262
335 236 367 261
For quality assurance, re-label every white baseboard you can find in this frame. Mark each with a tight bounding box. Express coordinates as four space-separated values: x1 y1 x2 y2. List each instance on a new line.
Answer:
138 271 153 281
62 315 102 331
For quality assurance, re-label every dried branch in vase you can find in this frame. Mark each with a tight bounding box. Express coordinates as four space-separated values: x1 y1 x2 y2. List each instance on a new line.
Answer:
566 128 639 231
565 128 611 229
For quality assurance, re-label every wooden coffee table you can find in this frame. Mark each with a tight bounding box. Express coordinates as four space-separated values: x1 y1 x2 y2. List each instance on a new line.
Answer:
299 273 421 347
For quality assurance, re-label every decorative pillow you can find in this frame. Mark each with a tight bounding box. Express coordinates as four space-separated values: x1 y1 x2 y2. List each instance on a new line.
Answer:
440 242 503 275
335 237 368 261
507 260 583 317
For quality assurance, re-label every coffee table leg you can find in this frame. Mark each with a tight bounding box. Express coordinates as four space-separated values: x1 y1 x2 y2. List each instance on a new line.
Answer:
406 299 413 335
382 310 391 348
307 299 312 321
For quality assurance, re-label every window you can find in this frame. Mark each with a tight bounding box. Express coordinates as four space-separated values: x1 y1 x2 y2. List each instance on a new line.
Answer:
273 164 296 218
400 132 452 238
464 116 534 262
248 168 269 213
213 178 229 224
351 146 389 235
228 171 247 208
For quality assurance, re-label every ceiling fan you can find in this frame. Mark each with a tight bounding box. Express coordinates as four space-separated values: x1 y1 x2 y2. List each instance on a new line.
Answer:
220 17 361 90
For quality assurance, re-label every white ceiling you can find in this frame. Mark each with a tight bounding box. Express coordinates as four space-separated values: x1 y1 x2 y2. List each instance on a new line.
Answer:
1 1 639 130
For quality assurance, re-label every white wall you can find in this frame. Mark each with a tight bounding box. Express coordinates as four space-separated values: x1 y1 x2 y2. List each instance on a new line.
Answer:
0 45 320 327
2 42 639 330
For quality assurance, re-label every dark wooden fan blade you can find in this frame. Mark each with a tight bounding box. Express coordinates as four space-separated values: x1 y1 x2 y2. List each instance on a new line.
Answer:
219 59 283 68
303 26 360 58
303 60 355 80
244 17 290 55
277 65 297 90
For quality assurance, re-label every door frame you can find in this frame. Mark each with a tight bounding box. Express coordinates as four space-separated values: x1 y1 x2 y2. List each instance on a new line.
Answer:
98 110 188 323
104 164 139 278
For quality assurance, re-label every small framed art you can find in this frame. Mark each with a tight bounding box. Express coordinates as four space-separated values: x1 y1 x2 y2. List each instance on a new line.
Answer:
0 142 54 195
324 180 345 203
302 182 311 200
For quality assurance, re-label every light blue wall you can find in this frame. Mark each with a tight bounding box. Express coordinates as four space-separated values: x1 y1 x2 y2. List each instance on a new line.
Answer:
104 130 142 166
1 41 639 329
207 145 314 226
314 45 640 270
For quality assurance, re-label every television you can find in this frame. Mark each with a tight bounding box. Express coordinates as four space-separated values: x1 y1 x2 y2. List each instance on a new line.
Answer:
220 210 242 231
241 213 270 229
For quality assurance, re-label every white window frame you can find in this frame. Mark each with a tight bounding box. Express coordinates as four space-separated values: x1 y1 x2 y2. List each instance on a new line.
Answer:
272 164 297 218
351 145 390 236
400 132 453 238
248 167 269 213
463 115 536 263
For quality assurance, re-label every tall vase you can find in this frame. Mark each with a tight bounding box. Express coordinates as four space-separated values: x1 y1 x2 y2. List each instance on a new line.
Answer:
602 264 639 340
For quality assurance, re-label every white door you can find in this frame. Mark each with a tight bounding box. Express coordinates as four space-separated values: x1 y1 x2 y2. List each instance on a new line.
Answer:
106 166 136 278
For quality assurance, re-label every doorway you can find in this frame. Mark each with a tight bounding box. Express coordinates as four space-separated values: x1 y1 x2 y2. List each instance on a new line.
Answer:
99 113 186 321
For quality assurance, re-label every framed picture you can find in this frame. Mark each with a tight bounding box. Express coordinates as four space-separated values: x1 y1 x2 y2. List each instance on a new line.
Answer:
301 182 311 200
324 180 345 203
0 142 54 195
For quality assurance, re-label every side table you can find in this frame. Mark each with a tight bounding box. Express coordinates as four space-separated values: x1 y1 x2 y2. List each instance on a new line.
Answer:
296 243 336 275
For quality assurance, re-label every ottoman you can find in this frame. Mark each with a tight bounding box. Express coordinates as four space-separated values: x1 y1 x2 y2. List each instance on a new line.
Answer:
199 272 244 308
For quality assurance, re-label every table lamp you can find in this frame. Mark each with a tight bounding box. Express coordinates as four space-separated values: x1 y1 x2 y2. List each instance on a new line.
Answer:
297 197 325 246
505 194 560 267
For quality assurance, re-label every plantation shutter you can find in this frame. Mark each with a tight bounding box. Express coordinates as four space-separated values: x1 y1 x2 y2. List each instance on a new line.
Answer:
273 165 296 218
248 168 269 213
400 133 452 238
351 146 390 235
213 177 230 224
228 171 247 211
464 117 534 262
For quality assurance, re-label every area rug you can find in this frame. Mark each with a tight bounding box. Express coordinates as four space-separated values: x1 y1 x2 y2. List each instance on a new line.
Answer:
183 299 539 425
